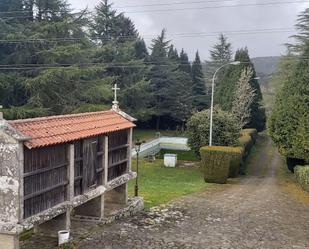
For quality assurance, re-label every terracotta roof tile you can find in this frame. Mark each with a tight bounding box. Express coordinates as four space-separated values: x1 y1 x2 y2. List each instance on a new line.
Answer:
9 110 135 149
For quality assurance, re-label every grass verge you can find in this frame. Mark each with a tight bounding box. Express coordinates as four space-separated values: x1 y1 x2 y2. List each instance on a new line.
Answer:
157 149 199 161
128 159 206 209
277 156 309 205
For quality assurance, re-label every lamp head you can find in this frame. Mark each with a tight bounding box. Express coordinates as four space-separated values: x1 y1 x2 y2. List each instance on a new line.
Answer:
230 61 241 65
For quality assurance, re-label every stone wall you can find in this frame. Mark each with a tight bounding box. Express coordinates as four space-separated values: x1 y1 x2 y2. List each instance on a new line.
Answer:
0 122 24 231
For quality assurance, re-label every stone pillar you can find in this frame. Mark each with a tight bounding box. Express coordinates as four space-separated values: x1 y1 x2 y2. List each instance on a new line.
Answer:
105 183 128 205
34 209 71 237
0 232 19 249
0 123 26 230
74 195 104 219
68 144 75 202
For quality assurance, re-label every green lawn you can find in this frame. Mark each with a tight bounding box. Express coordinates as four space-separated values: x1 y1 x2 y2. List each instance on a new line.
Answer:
133 129 184 142
128 159 206 209
157 149 199 161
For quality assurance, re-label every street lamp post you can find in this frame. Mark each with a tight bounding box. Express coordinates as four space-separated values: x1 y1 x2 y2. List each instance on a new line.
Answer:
209 61 241 146
134 139 143 197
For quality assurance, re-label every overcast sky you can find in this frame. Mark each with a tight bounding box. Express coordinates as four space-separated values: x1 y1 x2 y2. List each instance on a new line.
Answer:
68 0 309 60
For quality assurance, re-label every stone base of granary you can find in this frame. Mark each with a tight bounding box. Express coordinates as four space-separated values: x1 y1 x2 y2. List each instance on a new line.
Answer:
33 208 71 238
72 196 144 225
0 231 19 249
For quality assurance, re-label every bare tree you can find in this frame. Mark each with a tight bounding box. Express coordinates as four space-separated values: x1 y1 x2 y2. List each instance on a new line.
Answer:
232 68 256 129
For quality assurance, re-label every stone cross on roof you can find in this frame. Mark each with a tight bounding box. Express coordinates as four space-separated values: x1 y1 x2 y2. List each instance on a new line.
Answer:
112 83 120 111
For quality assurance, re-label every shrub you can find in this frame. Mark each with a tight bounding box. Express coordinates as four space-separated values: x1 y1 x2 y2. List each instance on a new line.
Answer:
287 157 306 173
294 166 309 192
187 107 240 156
238 134 253 159
241 129 258 143
228 147 245 178
200 146 244 183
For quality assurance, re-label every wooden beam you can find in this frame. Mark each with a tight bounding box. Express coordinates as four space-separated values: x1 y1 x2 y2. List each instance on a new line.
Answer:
68 144 75 201
128 128 133 172
104 136 108 185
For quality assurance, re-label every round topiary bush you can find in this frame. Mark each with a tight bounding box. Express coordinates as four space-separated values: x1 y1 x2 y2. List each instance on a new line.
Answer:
187 107 240 156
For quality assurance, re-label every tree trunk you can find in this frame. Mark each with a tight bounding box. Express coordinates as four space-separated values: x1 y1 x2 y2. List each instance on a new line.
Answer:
156 116 161 131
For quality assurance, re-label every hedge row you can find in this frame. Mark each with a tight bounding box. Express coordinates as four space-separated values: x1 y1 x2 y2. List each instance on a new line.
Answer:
200 146 244 184
241 129 258 143
294 166 309 192
200 129 257 184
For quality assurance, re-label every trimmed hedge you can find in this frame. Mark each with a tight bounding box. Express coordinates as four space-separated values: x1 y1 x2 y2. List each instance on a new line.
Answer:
294 165 309 192
239 134 253 159
229 147 245 178
200 146 244 183
241 129 258 143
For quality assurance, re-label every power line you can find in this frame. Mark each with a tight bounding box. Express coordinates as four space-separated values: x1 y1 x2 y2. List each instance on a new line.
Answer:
1 0 309 18
124 0 309 14
0 0 233 13
0 28 296 44
1 56 309 70
115 0 235 9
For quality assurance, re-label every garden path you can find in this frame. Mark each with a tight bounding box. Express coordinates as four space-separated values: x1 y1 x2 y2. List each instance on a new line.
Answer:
22 134 309 249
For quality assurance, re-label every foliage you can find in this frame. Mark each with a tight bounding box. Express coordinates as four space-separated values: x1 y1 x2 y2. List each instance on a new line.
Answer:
215 48 266 131
269 55 309 161
240 129 258 143
191 51 208 110
232 68 256 129
200 146 241 184
128 159 206 209
187 107 240 156
58 241 77 249
288 8 309 53
210 34 232 63
228 147 244 178
147 29 194 129
294 166 309 192
238 134 254 159
269 9 309 162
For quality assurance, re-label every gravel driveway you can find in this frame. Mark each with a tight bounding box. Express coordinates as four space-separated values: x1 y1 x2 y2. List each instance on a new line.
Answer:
22 135 309 249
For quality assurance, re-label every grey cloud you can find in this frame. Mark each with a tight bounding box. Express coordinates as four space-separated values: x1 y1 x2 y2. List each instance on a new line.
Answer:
69 0 309 60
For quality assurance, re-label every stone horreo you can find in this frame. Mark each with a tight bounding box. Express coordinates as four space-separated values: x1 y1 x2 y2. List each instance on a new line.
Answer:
0 90 141 249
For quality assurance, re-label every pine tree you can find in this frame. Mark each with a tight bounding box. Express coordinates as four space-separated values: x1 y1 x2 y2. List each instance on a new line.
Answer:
210 34 232 63
191 51 207 110
167 45 179 61
35 0 70 21
150 29 170 62
178 49 191 74
134 39 148 59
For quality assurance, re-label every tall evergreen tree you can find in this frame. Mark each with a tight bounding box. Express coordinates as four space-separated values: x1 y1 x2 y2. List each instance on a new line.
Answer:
178 49 191 74
191 51 207 110
210 34 232 63
150 29 170 62
214 47 266 131
270 9 309 165
167 45 179 61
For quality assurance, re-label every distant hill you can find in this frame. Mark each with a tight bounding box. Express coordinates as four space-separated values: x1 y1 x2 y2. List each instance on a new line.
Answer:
252 56 281 113
252 56 280 76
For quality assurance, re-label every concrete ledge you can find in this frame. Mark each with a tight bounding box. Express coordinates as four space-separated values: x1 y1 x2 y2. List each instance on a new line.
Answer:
72 196 144 224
